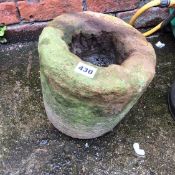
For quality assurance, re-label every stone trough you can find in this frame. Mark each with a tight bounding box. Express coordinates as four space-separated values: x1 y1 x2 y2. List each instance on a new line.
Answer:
38 11 156 139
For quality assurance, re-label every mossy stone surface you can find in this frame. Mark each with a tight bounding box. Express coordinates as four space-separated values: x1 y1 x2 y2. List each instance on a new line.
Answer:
38 12 156 139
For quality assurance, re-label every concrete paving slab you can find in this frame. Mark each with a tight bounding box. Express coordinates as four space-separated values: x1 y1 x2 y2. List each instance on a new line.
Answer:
1 34 175 175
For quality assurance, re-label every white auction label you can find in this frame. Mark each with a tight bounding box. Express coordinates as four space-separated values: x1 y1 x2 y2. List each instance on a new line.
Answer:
74 62 97 78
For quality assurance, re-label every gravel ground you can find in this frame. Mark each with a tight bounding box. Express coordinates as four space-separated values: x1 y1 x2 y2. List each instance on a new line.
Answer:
0 33 175 175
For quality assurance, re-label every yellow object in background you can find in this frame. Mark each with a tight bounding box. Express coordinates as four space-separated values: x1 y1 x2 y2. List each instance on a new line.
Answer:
129 0 175 36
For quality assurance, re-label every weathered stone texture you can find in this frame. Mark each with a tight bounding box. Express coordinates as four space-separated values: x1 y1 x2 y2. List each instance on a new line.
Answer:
0 2 19 25
38 12 156 139
0 0 169 32
18 0 82 22
117 7 169 28
87 0 139 13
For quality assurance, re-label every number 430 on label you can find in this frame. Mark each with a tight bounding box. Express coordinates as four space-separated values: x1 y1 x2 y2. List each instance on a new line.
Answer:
74 62 97 78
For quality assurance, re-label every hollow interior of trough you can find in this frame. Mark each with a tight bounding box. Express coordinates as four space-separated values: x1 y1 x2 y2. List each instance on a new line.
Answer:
69 32 126 67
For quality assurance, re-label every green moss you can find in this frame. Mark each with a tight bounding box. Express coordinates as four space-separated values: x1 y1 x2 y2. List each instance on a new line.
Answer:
0 25 7 43
38 27 130 97
41 73 109 127
40 71 142 131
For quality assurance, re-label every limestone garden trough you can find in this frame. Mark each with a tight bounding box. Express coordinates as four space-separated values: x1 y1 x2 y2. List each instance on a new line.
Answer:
38 11 156 139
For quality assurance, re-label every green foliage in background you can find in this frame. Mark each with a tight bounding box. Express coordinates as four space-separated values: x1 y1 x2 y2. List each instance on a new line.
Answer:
0 25 7 44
